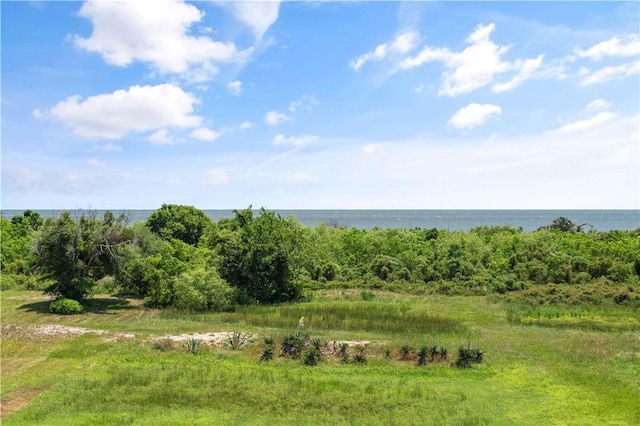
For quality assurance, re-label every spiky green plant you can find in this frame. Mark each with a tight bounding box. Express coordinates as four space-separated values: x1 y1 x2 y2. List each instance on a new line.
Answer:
400 345 413 361
184 338 203 355
417 346 429 366
226 331 250 350
281 331 308 358
303 347 322 366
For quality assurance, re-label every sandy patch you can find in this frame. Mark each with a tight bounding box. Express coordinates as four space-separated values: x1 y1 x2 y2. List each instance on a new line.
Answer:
154 332 254 346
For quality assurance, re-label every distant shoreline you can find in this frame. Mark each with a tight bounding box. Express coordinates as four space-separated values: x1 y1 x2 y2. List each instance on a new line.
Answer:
3 209 638 232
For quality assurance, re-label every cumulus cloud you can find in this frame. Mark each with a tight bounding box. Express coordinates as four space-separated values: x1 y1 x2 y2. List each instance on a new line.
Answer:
148 129 174 145
556 112 615 133
227 80 242 95
206 168 230 185
189 127 221 141
98 142 123 152
225 1 280 41
49 84 202 139
350 31 419 70
448 103 502 129
580 61 640 86
265 110 292 126
273 134 318 148
399 23 544 96
575 35 640 61
73 0 251 81
239 121 253 130
32 108 43 119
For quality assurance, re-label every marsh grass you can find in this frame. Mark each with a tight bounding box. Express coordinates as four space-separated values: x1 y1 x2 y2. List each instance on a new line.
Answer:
217 301 467 336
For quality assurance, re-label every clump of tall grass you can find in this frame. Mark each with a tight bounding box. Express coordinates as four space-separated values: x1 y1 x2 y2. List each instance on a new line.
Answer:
153 338 174 352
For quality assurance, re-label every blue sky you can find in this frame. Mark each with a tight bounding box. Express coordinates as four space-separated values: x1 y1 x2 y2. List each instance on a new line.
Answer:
2 1 639 210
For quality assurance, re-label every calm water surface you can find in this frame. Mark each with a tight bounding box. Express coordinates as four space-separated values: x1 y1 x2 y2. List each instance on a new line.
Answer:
2 210 638 232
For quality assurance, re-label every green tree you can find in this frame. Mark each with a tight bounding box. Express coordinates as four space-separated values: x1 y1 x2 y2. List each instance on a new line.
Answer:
219 208 302 304
146 204 211 246
34 211 130 300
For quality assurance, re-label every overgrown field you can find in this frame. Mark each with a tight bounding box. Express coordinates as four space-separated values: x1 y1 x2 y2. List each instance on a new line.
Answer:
2 289 639 425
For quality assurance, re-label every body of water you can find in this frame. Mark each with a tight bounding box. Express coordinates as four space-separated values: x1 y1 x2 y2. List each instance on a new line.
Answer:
2 209 638 232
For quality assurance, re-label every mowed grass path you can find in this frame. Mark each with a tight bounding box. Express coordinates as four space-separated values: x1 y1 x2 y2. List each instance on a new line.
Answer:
1 290 639 425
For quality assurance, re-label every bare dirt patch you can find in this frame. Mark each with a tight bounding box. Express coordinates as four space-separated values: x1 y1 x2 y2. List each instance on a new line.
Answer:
1 324 135 341
0 387 44 419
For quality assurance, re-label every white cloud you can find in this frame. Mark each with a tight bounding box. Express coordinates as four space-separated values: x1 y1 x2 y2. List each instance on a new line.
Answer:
32 108 43 119
586 99 611 111
413 83 425 94
87 157 105 167
98 142 123 152
148 129 174 145
206 168 230 185
575 35 640 61
448 103 502 129
362 143 383 154
189 127 221 141
492 55 544 93
556 112 615 133
289 95 319 112
239 121 253 130
49 84 202 139
227 80 242 95
225 1 280 41
73 0 251 81
167 176 181 185
350 31 419 70
399 23 544 97
265 110 292 126
273 134 318 148
581 61 640 86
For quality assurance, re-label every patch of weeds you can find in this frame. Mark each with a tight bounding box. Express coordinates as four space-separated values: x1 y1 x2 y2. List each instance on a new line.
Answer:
153 338 174 352
338 343 350 364
360 289 375 301
352 344 367 364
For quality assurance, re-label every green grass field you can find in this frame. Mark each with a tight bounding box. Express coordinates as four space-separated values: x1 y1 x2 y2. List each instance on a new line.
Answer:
2 289 639 425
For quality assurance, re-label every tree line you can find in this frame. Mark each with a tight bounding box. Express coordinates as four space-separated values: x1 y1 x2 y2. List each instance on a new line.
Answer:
2 205 639 310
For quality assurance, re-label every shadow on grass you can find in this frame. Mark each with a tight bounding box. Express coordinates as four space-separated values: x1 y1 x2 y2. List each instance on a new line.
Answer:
19 297 138 315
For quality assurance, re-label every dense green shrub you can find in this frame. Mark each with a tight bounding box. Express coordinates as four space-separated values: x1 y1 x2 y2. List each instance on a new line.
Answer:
173 268 234 312
146 204 211 246
218 208 302 304
50 298 83 315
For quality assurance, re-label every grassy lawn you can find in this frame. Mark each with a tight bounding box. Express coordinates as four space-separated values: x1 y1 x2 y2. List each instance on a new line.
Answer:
1 289 639 425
